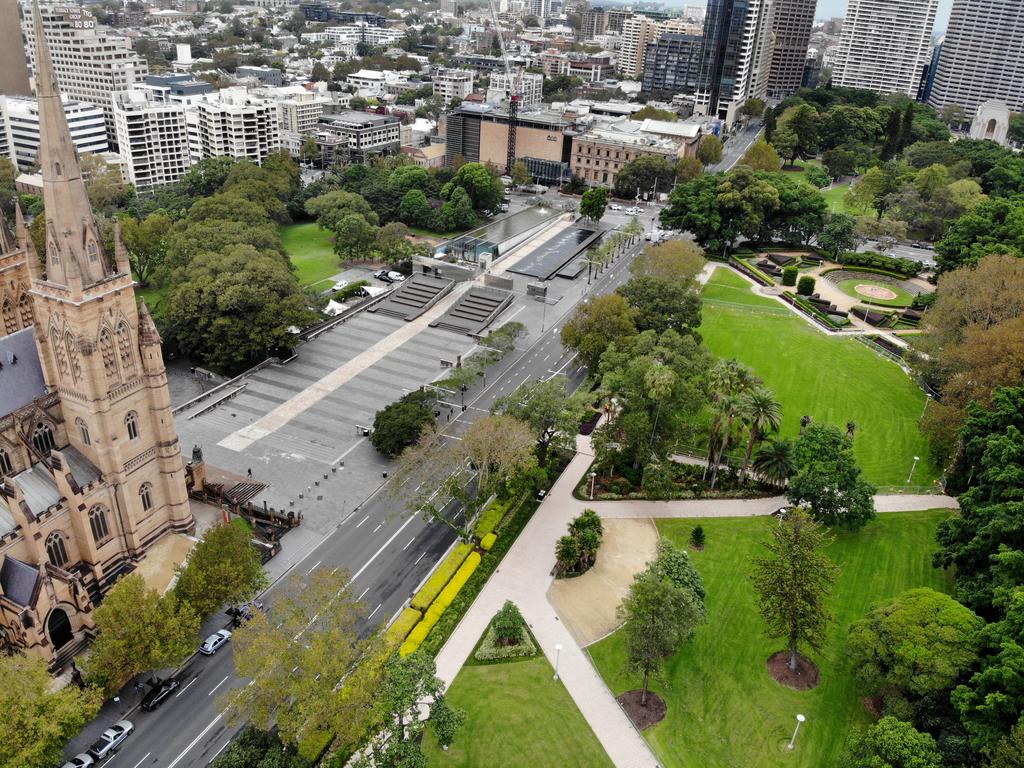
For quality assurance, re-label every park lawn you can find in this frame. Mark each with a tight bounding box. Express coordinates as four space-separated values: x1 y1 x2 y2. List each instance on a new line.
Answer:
589 511 953 768
137 284 169 318
700 268 937 488
821 184 851 214
279 221 340 288
835 278 914 308
422 655 614 768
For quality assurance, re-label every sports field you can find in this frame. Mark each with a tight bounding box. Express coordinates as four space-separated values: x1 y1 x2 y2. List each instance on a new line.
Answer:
700 268 937 488
589 511 953 768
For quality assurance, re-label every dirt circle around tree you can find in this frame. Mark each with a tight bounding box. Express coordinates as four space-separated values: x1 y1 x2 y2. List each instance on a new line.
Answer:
766 651 821 690
854 283 899 301
617 690 668 729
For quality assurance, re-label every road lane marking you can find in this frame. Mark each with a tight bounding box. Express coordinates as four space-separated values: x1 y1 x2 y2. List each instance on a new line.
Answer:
350 513 418 583
415 551 426 565
306 560 321 575
367 603 382 619
403 537 416 551
130 754 151 768
208 675 229 696
176 677 198 697
208 742 230 764
372 523 383 533
358 586 370 600
166 715 222 768
355 515 369 527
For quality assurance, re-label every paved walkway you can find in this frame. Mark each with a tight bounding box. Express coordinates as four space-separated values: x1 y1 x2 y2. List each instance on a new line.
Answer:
433 431 959 768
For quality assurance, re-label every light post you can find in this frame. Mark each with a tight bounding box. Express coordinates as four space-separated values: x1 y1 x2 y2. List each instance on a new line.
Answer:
553 643 563 680
787 714 805 751
907 455 921 484
922 393 933 418
589 471 597 500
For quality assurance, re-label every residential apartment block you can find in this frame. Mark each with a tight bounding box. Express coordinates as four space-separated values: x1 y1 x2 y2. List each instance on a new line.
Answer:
0 94 107 170
642 33 703 97
619 15 662 79
112 91 190 191
433 69 475 105
316 110 401 163
487 72 544 107
188 87 280 165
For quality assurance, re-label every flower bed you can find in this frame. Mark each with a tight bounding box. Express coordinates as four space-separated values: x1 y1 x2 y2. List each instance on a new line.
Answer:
473 625 537 663
577 461 777 501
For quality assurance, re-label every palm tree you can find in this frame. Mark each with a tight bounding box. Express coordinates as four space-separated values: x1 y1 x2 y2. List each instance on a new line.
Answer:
705 360 760 482
739 387 783 481
709 393 745 489
752 438 797 488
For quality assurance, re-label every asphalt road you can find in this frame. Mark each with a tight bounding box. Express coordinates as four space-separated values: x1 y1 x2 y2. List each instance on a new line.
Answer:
856 239 938 266
69 207 651 768
707 121 764 173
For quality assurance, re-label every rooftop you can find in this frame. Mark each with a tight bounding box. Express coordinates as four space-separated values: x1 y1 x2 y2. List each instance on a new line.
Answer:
0 327 47 419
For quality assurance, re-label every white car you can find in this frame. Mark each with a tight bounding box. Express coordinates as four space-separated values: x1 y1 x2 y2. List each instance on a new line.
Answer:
199 629 232 655
609 203 623 211
386 271 406 282
626 206 643 215
332 280 349 292
62 754 95 768
87 721 133 760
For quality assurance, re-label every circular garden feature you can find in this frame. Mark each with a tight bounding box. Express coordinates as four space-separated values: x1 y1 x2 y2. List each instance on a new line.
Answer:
822 269 919 308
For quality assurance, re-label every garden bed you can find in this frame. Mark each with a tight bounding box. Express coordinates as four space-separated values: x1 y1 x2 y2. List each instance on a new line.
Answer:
575 461 777 501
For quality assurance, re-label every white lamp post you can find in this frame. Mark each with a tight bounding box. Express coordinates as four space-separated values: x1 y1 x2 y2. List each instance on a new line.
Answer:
787 714 806 750
553 644 563 680
589 471 597 500
907 455 921 484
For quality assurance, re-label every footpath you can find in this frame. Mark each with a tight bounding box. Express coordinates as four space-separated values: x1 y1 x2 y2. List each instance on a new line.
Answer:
433 432 960 768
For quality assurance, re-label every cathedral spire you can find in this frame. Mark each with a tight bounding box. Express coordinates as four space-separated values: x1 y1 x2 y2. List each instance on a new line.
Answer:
31 0 113 290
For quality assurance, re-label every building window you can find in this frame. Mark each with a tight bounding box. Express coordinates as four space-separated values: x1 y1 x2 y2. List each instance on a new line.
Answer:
32 422 55 455
87 241 98 262
0 447 12 476
75 418 90 446
89 506 110 543
99 327 119 380
139 483 153 512
115 321 135 374
46 532 69 568
125 411 139 440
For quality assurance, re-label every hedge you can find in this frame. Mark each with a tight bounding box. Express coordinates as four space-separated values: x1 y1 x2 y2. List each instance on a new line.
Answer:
838 250 920 277
480 532 497 551
474 499 511 539
781 265 798 286
400 552 482 656
386 607 422 645
473 625 537 662
796 275 816 296
410 542 473 610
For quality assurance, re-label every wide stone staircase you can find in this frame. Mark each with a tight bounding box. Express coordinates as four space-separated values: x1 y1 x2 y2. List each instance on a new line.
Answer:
430 286 514 335
369 274 455 321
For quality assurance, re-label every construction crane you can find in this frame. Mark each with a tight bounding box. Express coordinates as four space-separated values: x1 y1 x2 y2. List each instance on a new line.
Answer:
487 0 520 176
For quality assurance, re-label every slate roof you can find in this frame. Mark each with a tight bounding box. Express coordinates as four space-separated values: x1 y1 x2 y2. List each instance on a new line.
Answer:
0 447 102 521
0 555 39 607
0 327 46 418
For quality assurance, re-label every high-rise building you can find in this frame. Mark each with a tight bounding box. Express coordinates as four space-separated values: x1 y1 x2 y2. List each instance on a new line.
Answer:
188 88 280 165
487 72 544 106
642 34 703 96
112 90 191 191
0 0 31 95
928 0 1024 119
766 0 817 99
22 4 148 145
832 0 938 97
696 0 777 124
277 90 333 134
619 15 662 79
433 68 475 104
1 94 108 170
581 6 607 39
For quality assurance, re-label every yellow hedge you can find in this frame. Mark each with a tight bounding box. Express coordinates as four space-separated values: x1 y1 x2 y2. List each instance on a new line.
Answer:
410 543 473 611
480 532 497 551
399 552 482 656
386 607 422 645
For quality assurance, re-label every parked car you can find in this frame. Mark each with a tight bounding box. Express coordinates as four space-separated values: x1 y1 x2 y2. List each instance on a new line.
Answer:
87 721 133 760
386 271 406 282
332 280 349 292
373 269 393 283
62 754 95 768
199 629 232 656
228 599 265 627
140 677 180 711
609 203 623 211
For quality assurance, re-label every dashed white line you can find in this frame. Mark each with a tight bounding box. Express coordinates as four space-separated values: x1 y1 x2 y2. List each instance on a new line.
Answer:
208 675 229 696
415 551 427 565
357 586 370 600
355 515 369 528
372 522 383 533
130 752 151 768
306 560 320 575
176 677 198 697
403 537 416 551
166 715 223 768
367 603 382 620
208 742 229 765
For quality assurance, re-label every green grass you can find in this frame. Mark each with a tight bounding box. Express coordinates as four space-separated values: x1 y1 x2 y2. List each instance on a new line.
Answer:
422 656 614 768
821 184 851 214
700 268 938 488
835 278 914 308
279 222 340 288
137 284 169 316
589 511 953 768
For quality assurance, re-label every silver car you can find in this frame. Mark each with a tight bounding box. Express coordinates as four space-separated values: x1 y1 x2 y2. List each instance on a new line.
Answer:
61 754 94 768
87 720 133 760
199 628 232 655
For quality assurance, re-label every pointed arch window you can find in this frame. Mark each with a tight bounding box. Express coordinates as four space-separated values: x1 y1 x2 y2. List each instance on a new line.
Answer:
87 241 98 263
139 484 153 512
115 321 135 375
99 327 119 380
76 418 90 446
50 329 69 378
32 422 55 455
1 299 15 334
0 447 12 476
18 293 32 327
48 244 59 266
65 331 81 382
125 411 139 441
46 532 69 568
89 506 110 544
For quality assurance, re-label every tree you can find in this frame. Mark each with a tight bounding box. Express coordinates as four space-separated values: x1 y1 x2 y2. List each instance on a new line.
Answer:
84 574 200 694
510 160 532 188
1009 114 1024 146
740 139 782 171
740 97 766 120
817 213 857 260
333 212 381 260
629 239 706 288
855 215 909 253
121 212 172 287
649 538 706 608
936 198 1024 271
0 653 102 768
306 190 379 232
174 522 268 620
847 161 910 219
953 637 1024 753
631 104 677 121
372 392 435 458
823 142 872 178
561 293 637 371
398 188 432 228
805 165 832 188
81 153 134 213
676 155 704 182
750 508 839 671
787 422 876 528
492 377 589 463
715 166 781 252
752 438 796 487
579 186 609 222
661 173 726 253
987 724 1024 768
705 359 762 488
739 387 783 480
441 162 504 213
696 134 724 167
210 728 307 768
225 570 385 751
181 156 237 197
843 717 943 768
618 567 705 706
492 600 527 645
613 155 678 199
770 125 799 167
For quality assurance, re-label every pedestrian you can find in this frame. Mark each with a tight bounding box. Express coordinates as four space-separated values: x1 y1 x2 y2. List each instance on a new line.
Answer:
247 468 252 478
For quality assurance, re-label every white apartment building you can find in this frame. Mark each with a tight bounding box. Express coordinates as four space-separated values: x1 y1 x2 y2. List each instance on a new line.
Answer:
832 0 938 97
928 0 1024 119
487 72 544 107
619 15 661 80
347 69 388 97
0 94 108 170
277 91 333 134
112 90 190 191
433 69 475 104
302 24 406 48
187 87 280 165
22 4 148 144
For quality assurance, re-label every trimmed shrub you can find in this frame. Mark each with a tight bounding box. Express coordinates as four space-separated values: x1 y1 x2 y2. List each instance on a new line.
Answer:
838 251 920 277
386 607 422 645
805 165 831 189
474 499 510 539
433 552 482 612
690 525 706 549
410 543 473 610
480 532 497 551
797 275 816 296
474 625 537 662
493 601 526 644
781 265 798 286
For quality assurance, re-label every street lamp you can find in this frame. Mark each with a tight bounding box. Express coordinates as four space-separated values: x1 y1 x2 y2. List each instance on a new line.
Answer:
907 455 921 484
589 471 597 500
787 714 806 751
553 643 563 680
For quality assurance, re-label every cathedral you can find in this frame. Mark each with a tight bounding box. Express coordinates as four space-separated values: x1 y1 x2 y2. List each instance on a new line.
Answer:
0 3 194 668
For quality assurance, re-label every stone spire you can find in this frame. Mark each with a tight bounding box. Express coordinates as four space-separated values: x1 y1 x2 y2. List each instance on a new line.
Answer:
31 0 112 290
